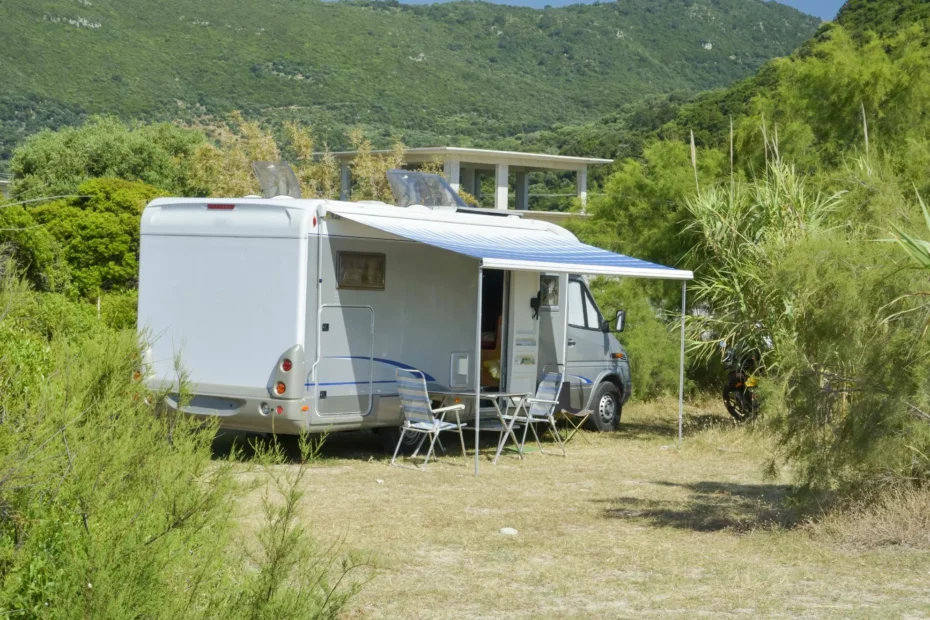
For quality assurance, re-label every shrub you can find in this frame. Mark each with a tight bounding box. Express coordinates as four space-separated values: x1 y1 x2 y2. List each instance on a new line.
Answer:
99 290 138 330
589 278 682 400
0 252 362 617
29 178 163 298
810 486 930 548
10 116 206 199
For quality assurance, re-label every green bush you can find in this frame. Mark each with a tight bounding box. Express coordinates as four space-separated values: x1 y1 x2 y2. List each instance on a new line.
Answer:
28 178 163 299
100 290 139 331
10 116 206 199
763 238 930 492
0 206 71 294
0 252 362 617
589 278 683 401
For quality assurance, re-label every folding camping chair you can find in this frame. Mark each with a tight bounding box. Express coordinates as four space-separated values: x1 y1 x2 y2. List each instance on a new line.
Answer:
512 366 567 457
391 368 467 469
559 408 593 444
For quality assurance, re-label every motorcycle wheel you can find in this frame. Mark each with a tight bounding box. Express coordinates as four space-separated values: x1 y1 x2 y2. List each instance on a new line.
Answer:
723 374 758 422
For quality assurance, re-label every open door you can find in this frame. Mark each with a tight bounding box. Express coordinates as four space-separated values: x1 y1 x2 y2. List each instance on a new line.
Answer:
506 270 541 394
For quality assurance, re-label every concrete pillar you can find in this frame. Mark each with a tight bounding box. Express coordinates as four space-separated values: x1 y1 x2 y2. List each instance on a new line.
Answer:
577 166 588 210
443 158 461 192
340 162 351 201
461 167 476 199
495 163 509 210
515 171 529 211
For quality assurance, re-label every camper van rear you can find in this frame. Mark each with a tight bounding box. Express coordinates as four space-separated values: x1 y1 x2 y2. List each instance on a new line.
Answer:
138 199 315 430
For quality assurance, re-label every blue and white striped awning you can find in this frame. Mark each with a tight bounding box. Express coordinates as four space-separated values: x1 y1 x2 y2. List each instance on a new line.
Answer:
328 207 693 280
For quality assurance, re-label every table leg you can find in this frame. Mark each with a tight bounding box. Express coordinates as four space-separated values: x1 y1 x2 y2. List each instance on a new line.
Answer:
492 399 525 464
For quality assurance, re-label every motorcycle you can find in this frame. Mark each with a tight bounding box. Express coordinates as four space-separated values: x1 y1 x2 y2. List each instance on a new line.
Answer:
720 341 762 422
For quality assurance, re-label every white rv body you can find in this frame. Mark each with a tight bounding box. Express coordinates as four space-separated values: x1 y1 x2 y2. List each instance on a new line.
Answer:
138 197 644 435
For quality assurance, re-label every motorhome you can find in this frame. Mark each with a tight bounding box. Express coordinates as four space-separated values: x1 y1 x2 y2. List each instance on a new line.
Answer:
137 172 692 445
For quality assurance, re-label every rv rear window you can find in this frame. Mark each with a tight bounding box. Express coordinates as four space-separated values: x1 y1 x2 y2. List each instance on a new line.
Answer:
337 252 386 290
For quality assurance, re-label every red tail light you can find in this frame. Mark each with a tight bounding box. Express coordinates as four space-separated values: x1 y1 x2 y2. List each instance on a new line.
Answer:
275 382 286 395
207 204 235 210
281 359 293 372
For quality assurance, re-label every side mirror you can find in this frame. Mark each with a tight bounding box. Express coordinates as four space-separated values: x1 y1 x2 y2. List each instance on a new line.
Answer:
615 310 626 333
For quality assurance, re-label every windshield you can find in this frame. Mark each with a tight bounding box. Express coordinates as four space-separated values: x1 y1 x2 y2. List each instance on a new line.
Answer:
386 169 467 208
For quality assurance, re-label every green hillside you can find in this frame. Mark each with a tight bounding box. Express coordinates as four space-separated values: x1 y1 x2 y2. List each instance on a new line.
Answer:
0 0 818 163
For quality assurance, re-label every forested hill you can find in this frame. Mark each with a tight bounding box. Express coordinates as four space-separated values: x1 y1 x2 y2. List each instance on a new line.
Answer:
0 0 818 158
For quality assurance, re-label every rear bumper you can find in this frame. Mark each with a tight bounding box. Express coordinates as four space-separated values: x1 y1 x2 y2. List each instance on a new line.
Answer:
147 380 407 435
163 390 311 434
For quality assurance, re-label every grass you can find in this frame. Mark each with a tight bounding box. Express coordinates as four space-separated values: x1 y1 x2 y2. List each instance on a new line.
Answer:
220 399 930 618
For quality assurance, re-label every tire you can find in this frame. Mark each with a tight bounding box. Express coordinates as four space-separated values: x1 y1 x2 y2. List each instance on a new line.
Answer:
723 372 758 422
376 426 423 455
586 382 622 432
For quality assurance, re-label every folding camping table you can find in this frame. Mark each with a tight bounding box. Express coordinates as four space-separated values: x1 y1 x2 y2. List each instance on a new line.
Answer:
429 388 528 462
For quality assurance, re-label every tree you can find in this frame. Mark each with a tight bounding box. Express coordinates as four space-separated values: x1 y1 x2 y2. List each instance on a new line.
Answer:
10 116 206 199
29 178 164 298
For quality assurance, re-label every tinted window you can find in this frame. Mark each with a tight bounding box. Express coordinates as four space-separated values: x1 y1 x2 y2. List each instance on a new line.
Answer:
568 280 585 327
540 274 559 307
584 290 601 329
337 252 386 290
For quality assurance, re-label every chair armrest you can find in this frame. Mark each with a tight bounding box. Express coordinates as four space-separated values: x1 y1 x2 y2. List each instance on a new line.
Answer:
526 398 560 405
433 404 466 414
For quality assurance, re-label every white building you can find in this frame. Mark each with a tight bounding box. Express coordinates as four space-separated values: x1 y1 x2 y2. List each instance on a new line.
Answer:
327 146 612 212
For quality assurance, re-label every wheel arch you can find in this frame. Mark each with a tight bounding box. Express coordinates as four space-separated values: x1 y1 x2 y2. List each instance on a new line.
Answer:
585 372 624 411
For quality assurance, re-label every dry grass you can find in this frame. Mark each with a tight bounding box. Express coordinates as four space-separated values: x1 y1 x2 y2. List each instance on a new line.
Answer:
222 399 930 619
810 486 930 549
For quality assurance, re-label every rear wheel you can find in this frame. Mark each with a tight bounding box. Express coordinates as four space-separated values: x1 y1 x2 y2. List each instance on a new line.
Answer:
376 426 423 455
586 382 622 432
723 373 758 422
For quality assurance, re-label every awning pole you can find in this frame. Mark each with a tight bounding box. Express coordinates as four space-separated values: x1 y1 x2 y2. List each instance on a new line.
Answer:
678 280 687 444
474 266 483 476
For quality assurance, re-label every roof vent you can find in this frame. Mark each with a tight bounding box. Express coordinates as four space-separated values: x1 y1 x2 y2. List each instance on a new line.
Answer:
386 170 466 209
252 162 302 199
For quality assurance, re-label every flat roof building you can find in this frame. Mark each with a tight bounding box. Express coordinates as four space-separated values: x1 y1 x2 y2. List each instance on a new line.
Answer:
326 146 612 211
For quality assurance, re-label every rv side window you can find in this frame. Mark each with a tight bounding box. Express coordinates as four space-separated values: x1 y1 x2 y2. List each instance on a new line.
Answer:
540 275 559 307
568 280 585 327
337 252 386 290
583 289 602 328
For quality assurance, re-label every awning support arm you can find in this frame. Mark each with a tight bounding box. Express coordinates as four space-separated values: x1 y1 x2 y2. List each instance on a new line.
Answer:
474 266 483 476
678 280 687 444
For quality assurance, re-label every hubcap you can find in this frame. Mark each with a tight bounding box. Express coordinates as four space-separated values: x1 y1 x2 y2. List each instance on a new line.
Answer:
598 394 617 423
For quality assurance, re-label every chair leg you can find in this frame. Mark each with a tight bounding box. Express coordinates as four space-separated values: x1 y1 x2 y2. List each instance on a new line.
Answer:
530 420 545 453
457 427 467 462
422 431 440 468
391 427 407 467
520 417 531 452
436 436 446 456
410 433 428 460
563 416 590 444
548 416 566 457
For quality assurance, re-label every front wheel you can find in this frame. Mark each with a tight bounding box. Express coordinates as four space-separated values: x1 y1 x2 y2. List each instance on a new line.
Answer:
586 382 622 432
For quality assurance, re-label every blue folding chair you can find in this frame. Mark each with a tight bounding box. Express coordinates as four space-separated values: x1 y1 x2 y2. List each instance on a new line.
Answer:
392 369 467 469
513 366 567 457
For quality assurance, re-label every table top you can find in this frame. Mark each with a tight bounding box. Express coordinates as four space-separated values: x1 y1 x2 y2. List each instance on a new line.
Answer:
429 388 528 399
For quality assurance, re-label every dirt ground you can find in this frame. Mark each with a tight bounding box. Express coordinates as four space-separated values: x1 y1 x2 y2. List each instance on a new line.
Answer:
231 399 930 619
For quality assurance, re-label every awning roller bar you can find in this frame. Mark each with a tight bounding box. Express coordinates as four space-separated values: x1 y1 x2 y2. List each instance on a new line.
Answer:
326 207 693 281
